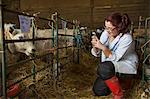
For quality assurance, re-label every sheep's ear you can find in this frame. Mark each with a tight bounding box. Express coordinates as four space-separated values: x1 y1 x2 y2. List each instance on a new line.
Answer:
7 43 17 54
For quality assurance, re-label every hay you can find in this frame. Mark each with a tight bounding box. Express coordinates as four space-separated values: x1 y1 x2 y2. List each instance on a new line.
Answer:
53 50 145 99
6 49 146 99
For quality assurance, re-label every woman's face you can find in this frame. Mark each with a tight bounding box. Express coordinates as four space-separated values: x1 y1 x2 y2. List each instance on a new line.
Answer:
104 21 119 37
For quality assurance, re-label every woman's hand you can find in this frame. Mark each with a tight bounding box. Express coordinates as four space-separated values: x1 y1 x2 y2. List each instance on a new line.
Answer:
91 35 112 58
91 36 105 50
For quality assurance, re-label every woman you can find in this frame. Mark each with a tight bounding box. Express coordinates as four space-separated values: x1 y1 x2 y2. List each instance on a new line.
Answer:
91 12 138 99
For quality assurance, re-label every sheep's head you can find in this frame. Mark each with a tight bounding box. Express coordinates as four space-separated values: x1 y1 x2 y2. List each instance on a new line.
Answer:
4 23 36 56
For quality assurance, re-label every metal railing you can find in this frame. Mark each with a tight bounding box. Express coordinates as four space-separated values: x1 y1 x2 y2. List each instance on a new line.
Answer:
0 5 84 98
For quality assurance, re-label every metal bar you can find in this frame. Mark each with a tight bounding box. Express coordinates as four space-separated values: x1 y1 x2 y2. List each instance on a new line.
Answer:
59 18 68 57
72 20 75 63
57 16 85 27
3 8 54 22
55 12 59 80
51 12 55 85
57 16 75 25
32 64 36 82
8 52 53 67
0 1 7 98
58 34 74 37
76 20 80 64
58 53 73 60
57 45 73 50
5 37 53 43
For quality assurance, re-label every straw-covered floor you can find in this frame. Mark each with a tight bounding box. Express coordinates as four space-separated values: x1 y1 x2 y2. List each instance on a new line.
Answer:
7 49 148 99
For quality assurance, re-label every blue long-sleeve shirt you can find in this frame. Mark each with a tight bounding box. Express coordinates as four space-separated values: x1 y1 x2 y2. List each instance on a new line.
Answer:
91 30 138 74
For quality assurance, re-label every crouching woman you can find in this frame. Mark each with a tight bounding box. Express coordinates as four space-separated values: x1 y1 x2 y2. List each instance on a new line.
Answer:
91 12 138 99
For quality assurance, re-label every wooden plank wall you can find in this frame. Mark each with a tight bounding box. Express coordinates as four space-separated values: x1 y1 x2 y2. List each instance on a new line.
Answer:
148 0 150 16
2 0 149 29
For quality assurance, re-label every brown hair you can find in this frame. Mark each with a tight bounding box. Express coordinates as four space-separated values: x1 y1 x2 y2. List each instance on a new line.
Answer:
105 12 131 33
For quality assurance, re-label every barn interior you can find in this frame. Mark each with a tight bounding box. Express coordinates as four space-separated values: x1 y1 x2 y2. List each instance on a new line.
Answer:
0 0 150 99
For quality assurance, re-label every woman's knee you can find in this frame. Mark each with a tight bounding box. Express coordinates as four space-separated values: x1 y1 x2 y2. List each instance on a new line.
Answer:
93 77 111 96
97 61 115 80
